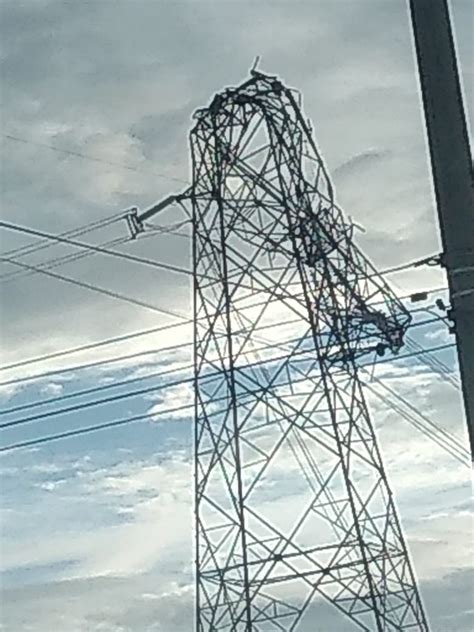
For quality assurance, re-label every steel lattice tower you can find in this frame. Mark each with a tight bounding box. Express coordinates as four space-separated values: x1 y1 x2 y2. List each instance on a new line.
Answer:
190 71 429 631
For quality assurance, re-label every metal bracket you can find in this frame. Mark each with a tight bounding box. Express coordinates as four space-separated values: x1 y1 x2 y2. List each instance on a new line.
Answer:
124 208 144 240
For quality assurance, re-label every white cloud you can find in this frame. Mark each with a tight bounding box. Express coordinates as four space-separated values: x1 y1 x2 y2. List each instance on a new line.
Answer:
146 383 194 421
40 382 64 396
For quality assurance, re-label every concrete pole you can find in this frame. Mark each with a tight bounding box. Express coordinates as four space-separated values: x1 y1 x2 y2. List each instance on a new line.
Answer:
409 0 474 459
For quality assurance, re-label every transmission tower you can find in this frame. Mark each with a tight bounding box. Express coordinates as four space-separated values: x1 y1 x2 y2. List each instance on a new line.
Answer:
191 71 429 631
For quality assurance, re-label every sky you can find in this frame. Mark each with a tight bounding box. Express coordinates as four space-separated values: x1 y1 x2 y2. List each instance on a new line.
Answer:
0 0 473 630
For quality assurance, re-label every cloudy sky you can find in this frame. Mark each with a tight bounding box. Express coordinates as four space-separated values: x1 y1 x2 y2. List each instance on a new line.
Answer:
0 0 472 630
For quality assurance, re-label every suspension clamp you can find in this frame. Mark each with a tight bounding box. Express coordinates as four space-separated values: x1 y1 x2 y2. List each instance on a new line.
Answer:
124 208 144 240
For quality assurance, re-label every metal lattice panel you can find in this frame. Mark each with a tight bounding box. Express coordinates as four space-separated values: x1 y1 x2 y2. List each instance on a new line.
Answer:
191 71 429 631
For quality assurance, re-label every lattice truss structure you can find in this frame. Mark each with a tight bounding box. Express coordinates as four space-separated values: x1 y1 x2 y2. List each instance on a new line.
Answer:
190 71 430 631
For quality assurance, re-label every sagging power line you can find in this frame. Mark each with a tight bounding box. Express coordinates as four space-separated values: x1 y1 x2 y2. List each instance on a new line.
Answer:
1 346 467 464
0 317 454 417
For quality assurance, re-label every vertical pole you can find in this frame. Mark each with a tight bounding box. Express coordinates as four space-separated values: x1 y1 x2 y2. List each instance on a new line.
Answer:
409 0 474 459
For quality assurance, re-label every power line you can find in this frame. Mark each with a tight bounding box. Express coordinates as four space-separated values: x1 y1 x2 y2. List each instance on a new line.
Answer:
364 381 468 465
0 393 229 454
0 218 293 311
0 374 193 430
1 336 331 429
1 221 319 377
0 309 321 387
0 344 184 389
0 318 192 375
1 219 191 285
0 217 450 375
144 219 191 235
405 335 460 390
0 315 447 416
1 254 189 322
0 343 462 457
0 219 447 288
372 375 466 455
139 222 443 280
0 339 456 431
2 133 189 185
368 253 441 280
0 411 161 454
0 235 129 284
0 285 449 377
0 220 193 278
0 211 125 264
362 369 467 459
1 357 189 416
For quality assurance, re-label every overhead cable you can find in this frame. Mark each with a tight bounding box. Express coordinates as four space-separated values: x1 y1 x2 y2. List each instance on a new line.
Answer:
1 348 464 460
1 255 189 322
405 335 460 390
0 340 456 431
0 235 129 284
0 211 125 264
0 286 448 376
0 220 193 278
365 382 467 465
2 132 189 185
0 315 447 415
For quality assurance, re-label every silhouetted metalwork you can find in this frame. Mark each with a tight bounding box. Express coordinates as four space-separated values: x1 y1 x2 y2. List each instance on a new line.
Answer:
410 0 474 459
191 71 429 631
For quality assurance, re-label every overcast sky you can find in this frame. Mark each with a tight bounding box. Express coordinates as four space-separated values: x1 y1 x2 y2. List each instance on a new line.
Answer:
0 1 472 631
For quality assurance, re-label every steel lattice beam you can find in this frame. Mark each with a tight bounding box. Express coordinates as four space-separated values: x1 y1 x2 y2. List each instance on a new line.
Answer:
191 71 429 631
